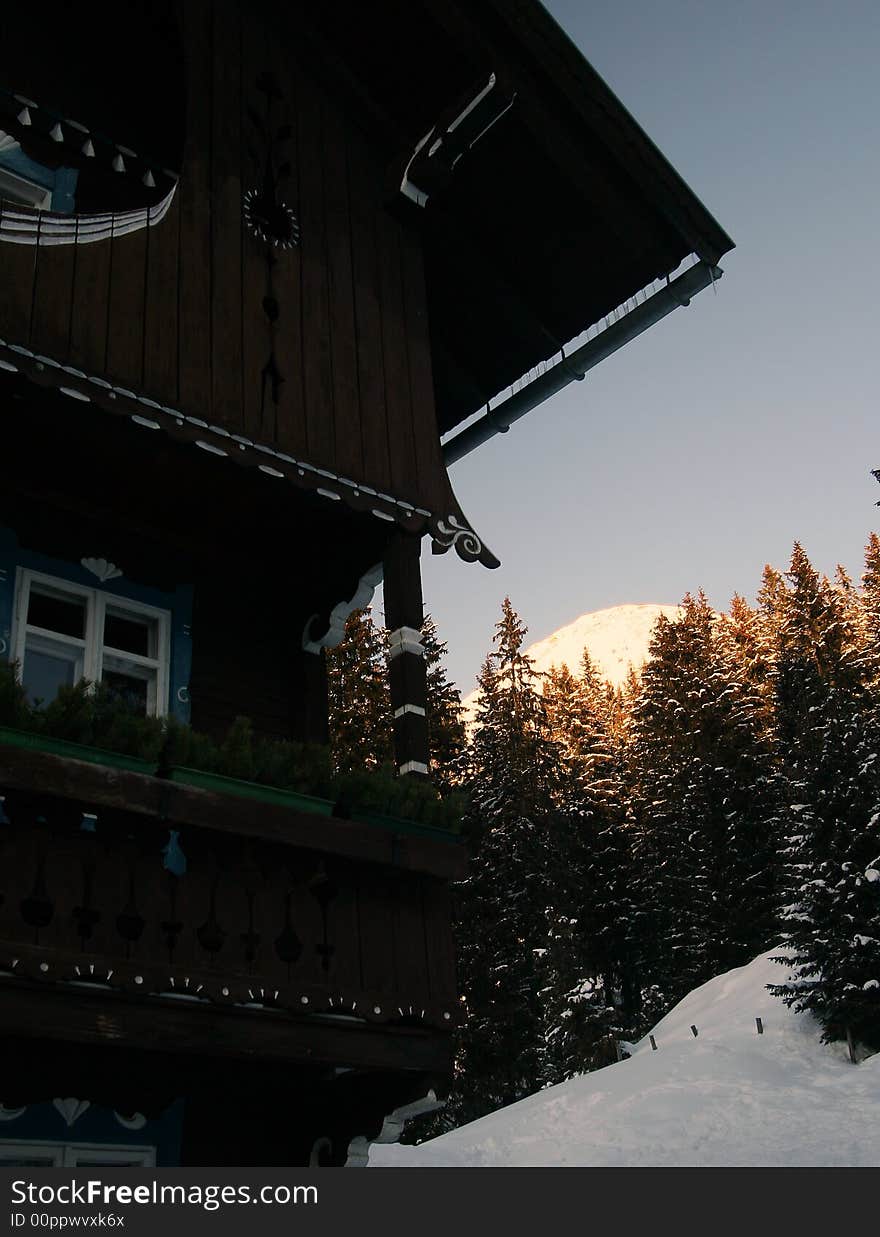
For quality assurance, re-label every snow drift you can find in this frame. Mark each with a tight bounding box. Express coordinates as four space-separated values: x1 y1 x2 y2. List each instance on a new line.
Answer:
369 951 880 1167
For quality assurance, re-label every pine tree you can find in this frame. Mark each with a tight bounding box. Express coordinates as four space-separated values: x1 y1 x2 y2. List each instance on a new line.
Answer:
325 608 393 773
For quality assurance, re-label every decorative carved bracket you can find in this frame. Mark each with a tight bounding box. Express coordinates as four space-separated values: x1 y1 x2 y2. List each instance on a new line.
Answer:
344 1090 445 1167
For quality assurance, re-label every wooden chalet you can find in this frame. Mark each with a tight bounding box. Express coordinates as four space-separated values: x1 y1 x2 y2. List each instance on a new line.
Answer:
0 1 732 1165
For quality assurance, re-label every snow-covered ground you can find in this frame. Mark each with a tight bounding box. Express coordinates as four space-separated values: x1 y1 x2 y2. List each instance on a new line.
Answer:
369 951 880 1167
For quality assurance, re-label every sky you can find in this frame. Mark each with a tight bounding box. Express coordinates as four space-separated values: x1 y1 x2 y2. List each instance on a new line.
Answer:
402 0 880 694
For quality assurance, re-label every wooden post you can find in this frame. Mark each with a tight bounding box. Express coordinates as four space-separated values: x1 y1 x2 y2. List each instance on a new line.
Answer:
756 1017 763 1035
383 532 429 777
649 1035 657 1051
690 1025 698 1037
846 1025 856 1064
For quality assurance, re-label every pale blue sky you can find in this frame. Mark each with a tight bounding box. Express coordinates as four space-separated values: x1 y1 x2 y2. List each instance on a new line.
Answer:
413 0 880 692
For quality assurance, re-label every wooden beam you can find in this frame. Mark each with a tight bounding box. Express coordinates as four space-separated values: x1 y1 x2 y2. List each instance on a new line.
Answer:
0 978 453 1074
383 533 430 777
0 743 466 879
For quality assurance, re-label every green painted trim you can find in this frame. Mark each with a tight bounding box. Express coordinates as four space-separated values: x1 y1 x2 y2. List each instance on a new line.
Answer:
0 726 157 773
0 728 462 844
166 765 335 816
355 807 465 844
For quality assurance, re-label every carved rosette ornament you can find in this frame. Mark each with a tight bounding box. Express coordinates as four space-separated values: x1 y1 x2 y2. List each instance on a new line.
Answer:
243 187 300 250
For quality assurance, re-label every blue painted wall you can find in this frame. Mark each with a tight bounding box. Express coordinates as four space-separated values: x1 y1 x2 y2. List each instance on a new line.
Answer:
0 144 78 213
0 1099 183 1166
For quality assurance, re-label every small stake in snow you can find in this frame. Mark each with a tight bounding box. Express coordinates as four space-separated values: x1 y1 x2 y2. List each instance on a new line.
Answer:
846 1025 856 1064
690 1025 698 1037
649 1035 657 1051
756 1017 763 1035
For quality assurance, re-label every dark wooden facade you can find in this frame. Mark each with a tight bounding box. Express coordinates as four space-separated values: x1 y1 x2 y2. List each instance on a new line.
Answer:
0 0 731 1166
0 748 461 1039
0 0 493 566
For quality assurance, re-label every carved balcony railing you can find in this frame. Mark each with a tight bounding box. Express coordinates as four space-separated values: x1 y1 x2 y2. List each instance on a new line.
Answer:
0 740 464 1072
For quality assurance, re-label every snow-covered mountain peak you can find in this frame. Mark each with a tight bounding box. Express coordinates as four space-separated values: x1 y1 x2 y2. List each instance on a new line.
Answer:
522 602 683 687
462 602 682 716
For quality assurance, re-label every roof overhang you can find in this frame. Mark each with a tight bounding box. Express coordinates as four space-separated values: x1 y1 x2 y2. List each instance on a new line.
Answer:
0 338 499 569
295 0 734 436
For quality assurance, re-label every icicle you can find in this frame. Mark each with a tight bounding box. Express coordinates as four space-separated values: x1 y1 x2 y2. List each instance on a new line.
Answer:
49 122 64 142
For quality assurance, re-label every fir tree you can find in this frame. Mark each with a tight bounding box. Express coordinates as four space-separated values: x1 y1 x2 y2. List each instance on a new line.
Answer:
627 592 780 1009
772 543 880 1050
448 599 571 1122
325 608 393 774
421 613 466 790
542 650 642 1063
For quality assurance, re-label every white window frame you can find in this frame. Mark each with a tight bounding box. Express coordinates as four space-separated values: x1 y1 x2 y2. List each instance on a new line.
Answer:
0 1139 156 1167
0 166 52 210
12 568 171 718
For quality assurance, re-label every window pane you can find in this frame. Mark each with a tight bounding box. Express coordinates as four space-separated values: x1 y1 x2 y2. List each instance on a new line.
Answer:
27 588 86 638
22 645 79 706
104 609 155 657
102 668 152 715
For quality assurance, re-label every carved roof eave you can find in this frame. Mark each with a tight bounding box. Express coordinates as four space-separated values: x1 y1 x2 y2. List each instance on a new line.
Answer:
0 88 179 201
0 338 500 570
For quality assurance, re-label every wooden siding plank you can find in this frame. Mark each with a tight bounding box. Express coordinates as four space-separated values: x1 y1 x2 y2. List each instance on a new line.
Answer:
356 871 397 996
393 877 431 1002
290 870 329 984
239 7 272 443
322 100 363 482
209 0 243 431
267 35 307 458
105 225 148 387
376 210 419 501
421 879 458 1005
68 226 112 375
297 72 334 467
177 0 213 417
143 194 181 406
400 225 448 514
0 213 37 347
29 239 75 363
328 872 362 991
347 135 391 492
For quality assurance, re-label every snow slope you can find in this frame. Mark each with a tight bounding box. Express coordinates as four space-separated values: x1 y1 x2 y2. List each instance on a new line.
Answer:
369 951 880 1167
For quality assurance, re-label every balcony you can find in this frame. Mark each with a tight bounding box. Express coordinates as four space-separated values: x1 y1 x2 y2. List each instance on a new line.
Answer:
0 730 464 1076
